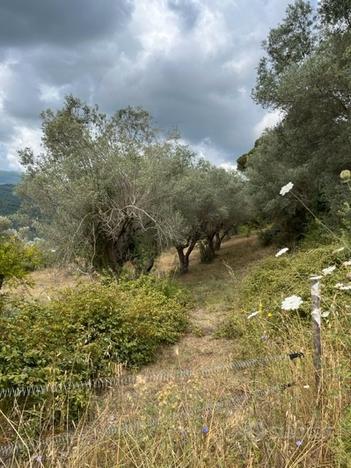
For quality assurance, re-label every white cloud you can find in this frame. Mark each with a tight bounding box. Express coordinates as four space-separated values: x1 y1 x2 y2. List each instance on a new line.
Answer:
190 136 234 167
254 110 284 138
40 84 62 103
131 0 181 58
6 126 42 170
219 161 237 171
0 0 293 170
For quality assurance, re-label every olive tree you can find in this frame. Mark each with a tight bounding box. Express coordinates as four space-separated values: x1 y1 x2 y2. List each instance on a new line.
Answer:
248 0 351 242
169 161 249 271
19 97 190 274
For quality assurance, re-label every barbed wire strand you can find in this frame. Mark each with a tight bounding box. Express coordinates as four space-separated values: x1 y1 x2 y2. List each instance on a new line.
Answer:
0 379 299 461
0 351 304 400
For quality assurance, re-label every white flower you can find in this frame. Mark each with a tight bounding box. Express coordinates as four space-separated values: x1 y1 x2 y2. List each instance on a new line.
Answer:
310 275 323 281
333 247 345 253
281 295 303 311
335 283 351 291
275 247 289 257
279 182 294 196
343 260 351 267
247 311 259 319
50 249 56 253
303 385 310 389
321 310 331 318
322 265 336 276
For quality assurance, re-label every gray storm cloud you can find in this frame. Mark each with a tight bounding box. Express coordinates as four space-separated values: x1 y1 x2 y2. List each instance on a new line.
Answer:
0 0 291 170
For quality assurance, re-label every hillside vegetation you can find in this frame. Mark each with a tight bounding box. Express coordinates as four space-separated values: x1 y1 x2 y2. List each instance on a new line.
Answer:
0 1 350 466
1 236 349 466
0 185 20 216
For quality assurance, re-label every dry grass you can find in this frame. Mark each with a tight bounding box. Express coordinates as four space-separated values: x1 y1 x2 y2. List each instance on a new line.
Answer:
5 267 94 301
1 236 349 467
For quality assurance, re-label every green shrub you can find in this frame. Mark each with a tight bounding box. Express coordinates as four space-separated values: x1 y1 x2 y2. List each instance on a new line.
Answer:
238 244 350 319
0 277 188 428
299 220 333 249
258 224 282 246
224 244 351 346
1 277 188 385
0 235 42 290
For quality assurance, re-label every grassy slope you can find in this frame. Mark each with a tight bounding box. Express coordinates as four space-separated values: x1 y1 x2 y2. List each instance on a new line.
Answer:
5 236 349 466
66 237 349 467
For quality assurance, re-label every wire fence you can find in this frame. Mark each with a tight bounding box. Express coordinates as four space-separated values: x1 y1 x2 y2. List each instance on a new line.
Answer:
0 351 304 399
0 379 298 460
0 351 305 460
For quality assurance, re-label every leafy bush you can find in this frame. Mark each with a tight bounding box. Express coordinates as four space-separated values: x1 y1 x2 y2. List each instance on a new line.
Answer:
0 235 42 290
0 277 188 387
236 244 351 320
299 220 333 249
258 224 282 246
0 277 188 429
224 243 351 356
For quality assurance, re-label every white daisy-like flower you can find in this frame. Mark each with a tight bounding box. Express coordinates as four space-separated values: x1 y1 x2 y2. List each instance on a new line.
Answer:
333 247 345 254
281 295 303 311
335 283 351 291
247 311 259 319
310 275 323 281
322 265 336 276
279 182 294 196
343 260 351 267
275 247 289 257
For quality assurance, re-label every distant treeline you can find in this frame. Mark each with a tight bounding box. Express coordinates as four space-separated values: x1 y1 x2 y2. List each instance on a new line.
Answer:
0 184 20 216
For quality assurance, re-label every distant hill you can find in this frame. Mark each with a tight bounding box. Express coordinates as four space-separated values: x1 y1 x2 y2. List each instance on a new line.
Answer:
0 184 21 216
0 170 22 185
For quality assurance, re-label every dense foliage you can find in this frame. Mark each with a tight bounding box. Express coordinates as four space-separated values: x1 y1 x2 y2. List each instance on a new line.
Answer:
244 0 351 242
0 184 20 216
0 230 41 290
237 245 350 321
18 97 248 274
0 277 188 386
0 276 188 427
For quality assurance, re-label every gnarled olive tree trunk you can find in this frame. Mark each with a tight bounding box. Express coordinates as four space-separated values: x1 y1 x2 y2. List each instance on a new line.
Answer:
176 239 197 274
214 230 229 251
199 233 216 263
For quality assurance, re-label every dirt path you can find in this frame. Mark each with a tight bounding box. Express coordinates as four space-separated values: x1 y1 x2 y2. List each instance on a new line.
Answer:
141 235 272 375
100 236 273 429
1 236 273 465
71 239 268 443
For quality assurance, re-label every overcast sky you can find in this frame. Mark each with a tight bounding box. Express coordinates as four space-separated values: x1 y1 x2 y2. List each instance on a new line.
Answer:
0 0 317 171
